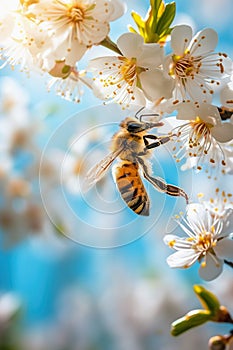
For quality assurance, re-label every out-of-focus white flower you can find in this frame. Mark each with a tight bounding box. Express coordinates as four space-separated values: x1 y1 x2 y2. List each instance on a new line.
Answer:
0 13 53 73
0 79 41 154
89 32 174 106
0 205 29 245
0 76 29 115
0 1 20 40
164 203 233 281
164 25 232 103
0 113 40 154
0 293 21 323
30 0 126 65
61 125 107 194
162 102 233 172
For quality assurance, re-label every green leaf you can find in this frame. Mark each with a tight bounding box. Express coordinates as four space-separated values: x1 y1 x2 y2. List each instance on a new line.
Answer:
171 310 211 336
149 0 163 31
156 2 176 37
130 0 176 43
193 285 221 315
150 0 163 11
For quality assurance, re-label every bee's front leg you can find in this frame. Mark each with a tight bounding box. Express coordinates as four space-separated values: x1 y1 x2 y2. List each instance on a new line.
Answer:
143 134 158 147
143 134 174 150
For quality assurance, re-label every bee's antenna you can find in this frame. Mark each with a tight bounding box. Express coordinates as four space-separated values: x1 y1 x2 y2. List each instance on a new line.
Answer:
135 107 145 121
134 107 159 122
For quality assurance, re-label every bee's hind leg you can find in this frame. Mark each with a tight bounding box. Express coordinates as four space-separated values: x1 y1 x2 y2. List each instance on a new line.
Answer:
137 156 189 204
143 171 189 204
166 184 189 204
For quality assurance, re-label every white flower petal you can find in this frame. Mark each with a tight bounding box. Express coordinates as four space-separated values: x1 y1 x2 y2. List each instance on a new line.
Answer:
171 25 193 55
88 56 118 71
198 103 221 124
117 33 143 58
158 117 186 134
176 102 197 120
189 28 218 56
140 70 174 100
163 234 180 245
53 39 87 64
198 254 223 281
137 44 164 69
186 203 210 232
220 84 233 108
129 86 146 105
108 0 127 21
211 123 233 143
214 237 233 259
0 14 15 42
166 249 199 268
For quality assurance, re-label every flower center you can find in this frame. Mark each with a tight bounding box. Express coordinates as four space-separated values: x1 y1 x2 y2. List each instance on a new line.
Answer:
170 53 198 81
67 5 85 22
189 116 213 148
195 232 215 252
119 57 137 86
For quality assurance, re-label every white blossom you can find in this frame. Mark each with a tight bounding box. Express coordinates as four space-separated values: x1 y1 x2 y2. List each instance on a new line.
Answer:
161 102 233 172
164 25 232 104
30 0 126 65
0 12 54 73
164 203 233 281
89 32 174 106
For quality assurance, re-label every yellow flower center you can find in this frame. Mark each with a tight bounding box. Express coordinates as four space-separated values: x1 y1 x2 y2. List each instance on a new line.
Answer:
195 232 215 252
170 53 199 81
119 57 137 86
67 5 85 22
188 116 213 148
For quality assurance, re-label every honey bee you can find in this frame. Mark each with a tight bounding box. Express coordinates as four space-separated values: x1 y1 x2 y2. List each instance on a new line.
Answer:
83 109 189 216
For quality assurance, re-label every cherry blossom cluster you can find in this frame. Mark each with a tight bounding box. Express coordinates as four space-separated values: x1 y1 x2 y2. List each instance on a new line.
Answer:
0 1 233 279
0 0 233 173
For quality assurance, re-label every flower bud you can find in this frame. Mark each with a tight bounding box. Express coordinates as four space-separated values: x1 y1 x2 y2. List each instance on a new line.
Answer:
49 61 71 79
208 335 226 350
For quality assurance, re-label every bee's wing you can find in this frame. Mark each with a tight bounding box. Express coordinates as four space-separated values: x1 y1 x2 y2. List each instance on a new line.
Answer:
82 148 123 193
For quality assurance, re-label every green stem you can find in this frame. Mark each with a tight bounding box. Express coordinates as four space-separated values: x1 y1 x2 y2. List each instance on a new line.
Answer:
99 36 122 55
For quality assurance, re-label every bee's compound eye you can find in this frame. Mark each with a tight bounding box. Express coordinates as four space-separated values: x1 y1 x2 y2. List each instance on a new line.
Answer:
127 122 144 133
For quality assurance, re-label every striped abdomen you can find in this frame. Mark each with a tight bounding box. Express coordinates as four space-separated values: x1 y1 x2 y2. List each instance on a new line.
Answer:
113 161 150 216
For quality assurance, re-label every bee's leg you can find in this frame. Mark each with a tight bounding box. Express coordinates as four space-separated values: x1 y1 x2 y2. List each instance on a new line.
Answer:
142 169 189 204
166 184 189 204
143 134 158 146
143 135 172 149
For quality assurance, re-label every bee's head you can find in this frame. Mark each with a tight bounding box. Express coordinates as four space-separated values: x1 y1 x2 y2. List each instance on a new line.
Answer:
120 117 163 133
120 117 145 133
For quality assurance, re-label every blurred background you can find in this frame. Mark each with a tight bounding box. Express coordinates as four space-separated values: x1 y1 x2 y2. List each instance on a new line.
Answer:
0 0 233 349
